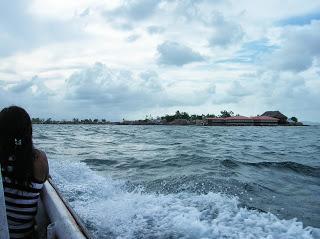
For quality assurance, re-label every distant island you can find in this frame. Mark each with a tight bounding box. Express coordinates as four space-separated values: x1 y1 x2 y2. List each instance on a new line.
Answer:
32 110 304 126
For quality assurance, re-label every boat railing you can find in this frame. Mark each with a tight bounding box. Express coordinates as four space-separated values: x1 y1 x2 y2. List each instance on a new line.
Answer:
41 178 93 239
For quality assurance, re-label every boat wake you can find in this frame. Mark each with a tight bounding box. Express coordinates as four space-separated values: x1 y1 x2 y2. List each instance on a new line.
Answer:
50 158 319 239
221 159 320 177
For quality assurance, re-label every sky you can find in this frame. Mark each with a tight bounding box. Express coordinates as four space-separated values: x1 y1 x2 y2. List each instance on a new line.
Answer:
0 0 320 121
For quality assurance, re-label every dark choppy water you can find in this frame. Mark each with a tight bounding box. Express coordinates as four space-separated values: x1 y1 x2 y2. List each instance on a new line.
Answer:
34 125 320 238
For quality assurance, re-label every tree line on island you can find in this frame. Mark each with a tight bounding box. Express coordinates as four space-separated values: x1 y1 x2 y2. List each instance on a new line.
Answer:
31 110 236 125
31 110 299 125
31 118 110 124
159 110 236 122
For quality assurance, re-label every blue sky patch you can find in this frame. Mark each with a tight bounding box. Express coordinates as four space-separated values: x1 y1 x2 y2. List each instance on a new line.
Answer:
216 39 278 64
277 12 320 26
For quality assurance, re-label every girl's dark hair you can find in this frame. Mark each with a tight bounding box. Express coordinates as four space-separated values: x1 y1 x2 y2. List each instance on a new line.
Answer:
0 106 34 185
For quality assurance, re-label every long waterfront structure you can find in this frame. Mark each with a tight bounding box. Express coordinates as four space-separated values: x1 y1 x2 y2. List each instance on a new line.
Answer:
206 116 279 126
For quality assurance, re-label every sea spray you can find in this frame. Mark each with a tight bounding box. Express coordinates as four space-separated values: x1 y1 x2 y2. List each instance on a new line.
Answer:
50 158 316 239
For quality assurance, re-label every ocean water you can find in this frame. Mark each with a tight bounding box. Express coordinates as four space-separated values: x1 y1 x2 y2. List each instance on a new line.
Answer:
33 125 320 239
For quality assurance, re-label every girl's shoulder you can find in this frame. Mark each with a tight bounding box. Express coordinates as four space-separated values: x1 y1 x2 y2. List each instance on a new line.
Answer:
33 149 49 183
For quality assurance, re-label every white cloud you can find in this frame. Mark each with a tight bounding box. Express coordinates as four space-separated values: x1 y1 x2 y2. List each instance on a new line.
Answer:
146 25 165 35
0 0 84 57
66 63 162 107
0 76 59 118
265 20 320 72
107 0 160 21
126 34 141 42
63 63 213 118
1 0 320 121
227 81 251 97
79 8 90 17
103 0 160 30
157 41 205 66
207 12 244 48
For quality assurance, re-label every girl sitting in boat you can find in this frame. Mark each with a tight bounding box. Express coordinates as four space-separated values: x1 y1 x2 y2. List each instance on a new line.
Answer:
0 106 49 239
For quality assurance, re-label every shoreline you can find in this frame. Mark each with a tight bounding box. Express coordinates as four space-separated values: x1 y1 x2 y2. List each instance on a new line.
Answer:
32 122 309 126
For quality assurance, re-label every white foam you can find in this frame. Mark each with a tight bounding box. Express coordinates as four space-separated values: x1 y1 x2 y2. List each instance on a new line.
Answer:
50 158 317 239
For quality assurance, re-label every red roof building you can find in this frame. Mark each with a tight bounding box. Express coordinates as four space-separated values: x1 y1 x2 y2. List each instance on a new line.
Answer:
261 111 288 124
206 115 279 126
250 116 279 126
206 117 226 125
225 116 254 126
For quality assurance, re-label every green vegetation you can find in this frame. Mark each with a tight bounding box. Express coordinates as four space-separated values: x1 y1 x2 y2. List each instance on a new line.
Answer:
290 116 298 123
159 110 235 122
32 109 238 124
219 110 234 118
31 111 304 126
31 118 110 124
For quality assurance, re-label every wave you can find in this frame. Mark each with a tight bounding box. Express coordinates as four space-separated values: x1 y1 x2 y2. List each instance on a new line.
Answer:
50 157 318 239
81 158 118 166
221 159 320 177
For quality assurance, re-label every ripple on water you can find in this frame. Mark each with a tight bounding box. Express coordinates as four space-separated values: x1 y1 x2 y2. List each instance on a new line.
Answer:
49 158 317 239
33 125 320 232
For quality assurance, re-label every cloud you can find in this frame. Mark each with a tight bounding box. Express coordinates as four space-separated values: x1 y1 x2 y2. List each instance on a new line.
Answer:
165 81 215 106
0 0 82 57
104 0 160 29
226 39 277 64
147 25 165 35
231 70 320 119
208 12 244 48
118 0 159 20
62 62 217 119
1 63 215 120
266 20 320 72
211 81 251 105
2 1 320 121
0 76 57 118
103 0 222 31
6 76 54 97
79 8 90 17
227 81 251 97
65 63 211 110
277 12 320 26
66 63 160 106
126 34 140 42
157 41 205 66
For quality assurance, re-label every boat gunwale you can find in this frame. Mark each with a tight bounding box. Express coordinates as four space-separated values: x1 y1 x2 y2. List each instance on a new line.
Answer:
46 178 93 239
